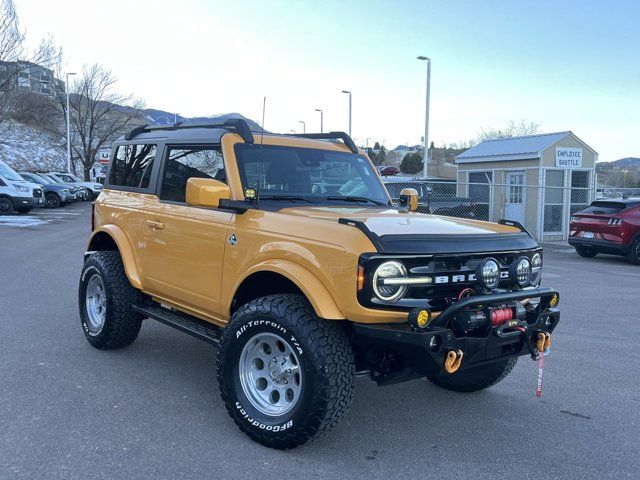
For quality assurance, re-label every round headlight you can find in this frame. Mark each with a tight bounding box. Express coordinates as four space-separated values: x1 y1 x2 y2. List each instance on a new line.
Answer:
530 252 542 286
372 261 407 302
476 258 500 290
511 256 531 287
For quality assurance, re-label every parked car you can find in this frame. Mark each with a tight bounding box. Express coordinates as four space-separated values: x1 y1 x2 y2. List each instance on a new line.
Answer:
383 178 477 218
569 198 640 264
19 172 73 208
0 160 44 214
34 172 82 202
378 165 399 176
79 119 559 449
49 172 102 200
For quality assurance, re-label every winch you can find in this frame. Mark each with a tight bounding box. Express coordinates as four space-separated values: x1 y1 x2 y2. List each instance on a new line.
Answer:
451 302 527 334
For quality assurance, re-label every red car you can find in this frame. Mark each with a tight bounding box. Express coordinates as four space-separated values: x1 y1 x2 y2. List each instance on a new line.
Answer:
569 198 640 264
378 165 399 176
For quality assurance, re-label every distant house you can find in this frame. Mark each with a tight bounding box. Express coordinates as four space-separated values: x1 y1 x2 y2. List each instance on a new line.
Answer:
0 61 64 98
455 131 597 241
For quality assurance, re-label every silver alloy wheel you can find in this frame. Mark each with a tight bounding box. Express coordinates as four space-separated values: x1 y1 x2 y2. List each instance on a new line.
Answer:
85 273 107 333
239 332 302 417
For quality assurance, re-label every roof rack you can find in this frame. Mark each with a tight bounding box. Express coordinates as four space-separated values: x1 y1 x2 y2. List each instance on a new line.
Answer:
124 118 255 144
292 131 359 154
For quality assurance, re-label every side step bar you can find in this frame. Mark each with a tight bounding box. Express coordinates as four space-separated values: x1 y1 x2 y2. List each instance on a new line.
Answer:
133 304 221 346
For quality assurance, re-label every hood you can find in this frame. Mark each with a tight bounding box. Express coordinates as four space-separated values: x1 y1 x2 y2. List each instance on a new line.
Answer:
279 206 538 254
8 179 42 190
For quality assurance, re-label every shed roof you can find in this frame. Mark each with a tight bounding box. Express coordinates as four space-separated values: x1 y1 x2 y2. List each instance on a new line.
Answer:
456 131 573 163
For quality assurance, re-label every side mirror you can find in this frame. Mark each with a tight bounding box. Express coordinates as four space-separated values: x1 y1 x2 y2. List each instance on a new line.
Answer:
398 188 419 212
186 178 231 208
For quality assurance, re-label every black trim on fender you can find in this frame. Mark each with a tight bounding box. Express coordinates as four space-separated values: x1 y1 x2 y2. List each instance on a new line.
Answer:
338 218 385 252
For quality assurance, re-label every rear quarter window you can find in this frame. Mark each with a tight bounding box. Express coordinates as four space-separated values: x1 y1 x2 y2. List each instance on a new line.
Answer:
109 144 157 189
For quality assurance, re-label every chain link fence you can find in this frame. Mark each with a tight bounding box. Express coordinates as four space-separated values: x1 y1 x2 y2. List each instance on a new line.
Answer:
381 177 619 242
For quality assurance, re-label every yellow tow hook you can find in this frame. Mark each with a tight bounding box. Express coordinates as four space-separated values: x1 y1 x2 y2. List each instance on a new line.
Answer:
536 332 551 354
444 349 464 374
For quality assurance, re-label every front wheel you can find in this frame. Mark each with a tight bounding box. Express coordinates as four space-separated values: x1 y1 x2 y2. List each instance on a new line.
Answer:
217 294 355 449
427 357 518 393
45 192 61 209
0 197 14 214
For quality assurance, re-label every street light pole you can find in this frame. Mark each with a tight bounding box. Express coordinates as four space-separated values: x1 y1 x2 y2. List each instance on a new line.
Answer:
65 72 76 174
341 90 352 136
298 120 306 134
417 56 431 179
315 108 323 133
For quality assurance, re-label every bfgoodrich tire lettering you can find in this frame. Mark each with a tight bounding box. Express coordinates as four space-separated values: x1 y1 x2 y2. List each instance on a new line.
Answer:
78 251 145 349
217 294 355 449
427 357 518 393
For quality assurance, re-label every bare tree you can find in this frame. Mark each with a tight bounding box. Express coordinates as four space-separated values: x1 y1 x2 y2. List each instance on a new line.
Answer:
477 119 541 142
55 64 145 179
0 0 61 129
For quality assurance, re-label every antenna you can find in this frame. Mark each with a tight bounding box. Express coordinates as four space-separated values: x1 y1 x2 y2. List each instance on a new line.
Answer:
251 96 267 207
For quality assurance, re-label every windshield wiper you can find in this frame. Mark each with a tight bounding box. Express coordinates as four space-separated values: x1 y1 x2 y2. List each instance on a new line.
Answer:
325 195 388 206
259 195 315 204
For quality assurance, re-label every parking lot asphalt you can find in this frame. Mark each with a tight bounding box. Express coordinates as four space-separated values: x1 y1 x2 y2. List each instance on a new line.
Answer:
1 202 639 480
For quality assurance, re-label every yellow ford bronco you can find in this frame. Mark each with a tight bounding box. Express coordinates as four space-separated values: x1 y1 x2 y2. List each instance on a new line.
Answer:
79 119 560 449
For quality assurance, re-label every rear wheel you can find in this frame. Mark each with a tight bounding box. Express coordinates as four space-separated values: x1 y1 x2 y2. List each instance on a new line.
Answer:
627 239 640 265
427 357 518 393
45 192 61 209
217 294 355 449
575 246 597 258
78 251 145 349
0 197 14 214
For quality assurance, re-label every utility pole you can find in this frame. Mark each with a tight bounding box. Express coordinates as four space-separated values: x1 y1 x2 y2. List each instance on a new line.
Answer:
417 56 431 179
65 72 76 173
298 120 306 133
342 90 352 136
315 108 324 133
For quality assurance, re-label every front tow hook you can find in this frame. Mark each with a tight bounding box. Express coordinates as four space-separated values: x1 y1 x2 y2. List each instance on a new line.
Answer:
537 332 551 355
444 349 464 374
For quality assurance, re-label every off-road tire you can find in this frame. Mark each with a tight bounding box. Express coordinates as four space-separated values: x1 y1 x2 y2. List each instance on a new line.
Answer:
627 238 640 265
0 196 14 214
217 294 355 449
427 357 518 393
16 207 32 214
575 246 597 258
45 192 61 209
78 251 145 349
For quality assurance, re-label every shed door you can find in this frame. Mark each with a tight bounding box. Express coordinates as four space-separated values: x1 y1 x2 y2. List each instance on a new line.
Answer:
504 171 526 224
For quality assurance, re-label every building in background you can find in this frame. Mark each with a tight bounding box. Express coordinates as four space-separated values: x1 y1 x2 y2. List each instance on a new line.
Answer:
0 61 64 98
455 131 597 242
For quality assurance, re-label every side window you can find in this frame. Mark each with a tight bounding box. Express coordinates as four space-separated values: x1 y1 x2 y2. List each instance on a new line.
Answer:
109 144 157 189
160 146 225 203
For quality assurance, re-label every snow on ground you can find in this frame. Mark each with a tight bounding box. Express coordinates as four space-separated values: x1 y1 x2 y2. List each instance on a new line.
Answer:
0 120 66 171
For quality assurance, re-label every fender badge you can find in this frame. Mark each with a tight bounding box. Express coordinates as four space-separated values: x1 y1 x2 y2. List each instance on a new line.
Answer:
228 234 238 246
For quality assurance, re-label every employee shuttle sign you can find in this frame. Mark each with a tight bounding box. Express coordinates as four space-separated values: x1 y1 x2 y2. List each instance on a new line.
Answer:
555 147 583 168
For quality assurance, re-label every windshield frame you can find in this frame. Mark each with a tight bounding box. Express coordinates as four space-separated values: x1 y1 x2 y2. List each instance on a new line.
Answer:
233 143 391 207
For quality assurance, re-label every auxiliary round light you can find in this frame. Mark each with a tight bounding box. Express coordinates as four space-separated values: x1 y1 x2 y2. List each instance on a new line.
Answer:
530 252 542 286
372 261 407 302
549 292 560 308
511 256 532 287
408 307 432 329
476 258 500 290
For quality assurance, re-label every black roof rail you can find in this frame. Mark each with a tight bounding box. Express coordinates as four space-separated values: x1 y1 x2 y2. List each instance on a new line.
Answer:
124 118 255 143
293 131 358 154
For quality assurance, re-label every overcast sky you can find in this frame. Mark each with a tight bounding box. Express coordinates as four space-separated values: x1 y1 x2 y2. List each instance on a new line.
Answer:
15 0 640 161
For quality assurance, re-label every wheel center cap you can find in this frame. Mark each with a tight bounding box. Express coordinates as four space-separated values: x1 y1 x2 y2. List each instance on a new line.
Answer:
268 357 289 384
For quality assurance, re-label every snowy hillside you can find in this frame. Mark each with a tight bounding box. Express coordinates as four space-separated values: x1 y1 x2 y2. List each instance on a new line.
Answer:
0 120 66 171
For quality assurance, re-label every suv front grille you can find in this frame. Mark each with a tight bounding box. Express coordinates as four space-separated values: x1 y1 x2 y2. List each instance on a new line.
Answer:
33 188 43 198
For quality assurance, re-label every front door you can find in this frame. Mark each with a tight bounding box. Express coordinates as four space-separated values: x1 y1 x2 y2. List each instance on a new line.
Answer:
504 171 526 225
140 145 232 319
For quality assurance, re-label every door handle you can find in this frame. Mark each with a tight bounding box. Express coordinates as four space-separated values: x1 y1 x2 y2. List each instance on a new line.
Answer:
146 220 164 230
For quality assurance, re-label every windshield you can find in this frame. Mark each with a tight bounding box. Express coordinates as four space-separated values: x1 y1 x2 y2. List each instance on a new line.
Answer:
57 173 80 182
40 173 59 183
21 173 47 184
0 162 25 181
234 144 389 205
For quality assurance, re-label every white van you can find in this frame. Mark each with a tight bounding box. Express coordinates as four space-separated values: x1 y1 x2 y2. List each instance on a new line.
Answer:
0 160 44 214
